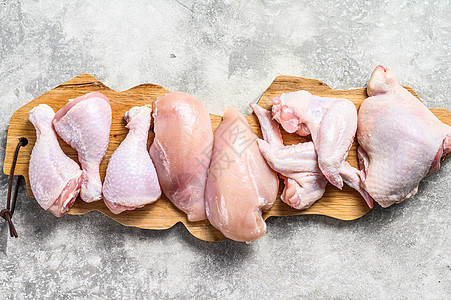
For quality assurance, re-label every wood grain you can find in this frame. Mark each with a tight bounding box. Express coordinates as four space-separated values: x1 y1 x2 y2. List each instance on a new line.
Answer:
3 74 451 242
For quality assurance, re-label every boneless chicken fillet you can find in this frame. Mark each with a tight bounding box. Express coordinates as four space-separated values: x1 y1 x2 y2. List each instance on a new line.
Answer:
205 107 279 242
149 92 213 222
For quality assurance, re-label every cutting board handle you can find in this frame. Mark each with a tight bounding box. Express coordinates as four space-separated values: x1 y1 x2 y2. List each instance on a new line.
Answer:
1 137 28 238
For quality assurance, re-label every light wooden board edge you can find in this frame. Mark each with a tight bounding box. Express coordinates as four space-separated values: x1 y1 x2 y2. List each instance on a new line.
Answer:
3 74 451 242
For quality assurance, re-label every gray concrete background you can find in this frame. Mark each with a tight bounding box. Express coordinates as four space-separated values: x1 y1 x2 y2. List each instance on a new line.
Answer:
1 1 450 299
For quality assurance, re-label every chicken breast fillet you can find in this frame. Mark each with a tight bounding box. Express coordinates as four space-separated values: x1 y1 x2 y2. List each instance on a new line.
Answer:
149 92 213 222
205 107 279 242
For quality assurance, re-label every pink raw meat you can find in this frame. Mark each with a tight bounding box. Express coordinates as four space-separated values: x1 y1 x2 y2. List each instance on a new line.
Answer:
271 91 373 208
149 92 213 222
103 106 161 214
53 92 112 202
358 66 451 207
205 107 279 242
250 103 327 210
29 104 82 217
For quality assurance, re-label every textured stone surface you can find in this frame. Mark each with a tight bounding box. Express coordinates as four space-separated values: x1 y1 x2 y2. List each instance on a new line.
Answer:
0 0 450 298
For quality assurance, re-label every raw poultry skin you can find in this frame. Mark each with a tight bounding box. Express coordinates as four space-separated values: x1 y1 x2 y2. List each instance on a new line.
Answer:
103 106 161 214
149 92 213 222
29 104 82 217
250 103 327 210
205 107 279 242
358 65 451 207
53 92 112 203
271 91 373 208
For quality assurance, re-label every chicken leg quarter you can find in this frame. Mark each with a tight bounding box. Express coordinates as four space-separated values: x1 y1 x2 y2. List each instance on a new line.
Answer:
357 65 451 207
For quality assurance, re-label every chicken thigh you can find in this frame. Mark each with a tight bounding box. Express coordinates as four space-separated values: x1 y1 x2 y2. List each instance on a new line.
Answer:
250 103 327 210
205 107 279 242
103 106 161 214
271 91 373 208
150 92 213 222
29 104 82 217
53 92 112 203
358 65 451 207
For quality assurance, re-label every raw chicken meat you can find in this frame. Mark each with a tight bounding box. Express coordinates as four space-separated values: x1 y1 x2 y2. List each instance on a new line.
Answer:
53 92 112 203
250 103 327 210
103 106 161 214
205 107 279 242
29 104 82 217
358 65 451 207
271 91 373 208
150 92 213 222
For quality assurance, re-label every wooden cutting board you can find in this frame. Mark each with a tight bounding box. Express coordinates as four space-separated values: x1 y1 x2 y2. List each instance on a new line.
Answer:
3 74 451 241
